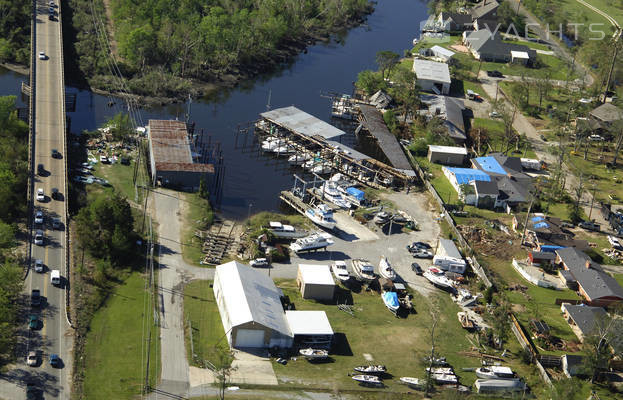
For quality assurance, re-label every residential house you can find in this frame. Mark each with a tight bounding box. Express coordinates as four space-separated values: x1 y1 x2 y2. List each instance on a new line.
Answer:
528 250 556 266
436 11 473 32
556 247 623 307
462 29 536 64
561 303 608 342
561 354 585 378
588 103 623 136
522 214 589 251
470 0 499 31
471 153 533 209
471 180 499 208
412 59 451 95
427 145 467 165
442 166 492 193
369 90 393 110
420 94 467 143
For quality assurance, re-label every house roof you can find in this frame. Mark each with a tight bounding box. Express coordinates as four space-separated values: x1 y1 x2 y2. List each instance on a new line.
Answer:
474 180 499 195
563 303 607 336
471 0 500 20
444 97 466 140
556 247 623 301
431 45 456 58
298 264 335 286
261 106 346 140
465 29 536 60
285 311 334 336
412 59 451 84
369 90 393 109
437 238 462 259
428 145 468 155
440 11 472 26
590 103 623 123
215 261 291 337
473 155 507 174
444 167 491 185
495 176 529 203
530 251 556 260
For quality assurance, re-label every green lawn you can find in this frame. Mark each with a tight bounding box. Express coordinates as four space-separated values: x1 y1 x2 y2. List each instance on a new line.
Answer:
83 272 160 399
502 39 552 52
183 280 228 367
453 52 573 81
181 192 214 267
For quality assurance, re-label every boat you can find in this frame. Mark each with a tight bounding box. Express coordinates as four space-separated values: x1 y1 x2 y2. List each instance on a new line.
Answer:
288 152 311 165
309 162 333 174
270 145 295 156
425 356 448 366
354 365 386 375
351 259 376 282
321 182 351 209
331 261 351 283
378 256 396 280
430 373 458 384
382 291 400 314
373 211 391 224
426 367 454 375
458 312 475 330
305 204 336 230
474 379 526 394
351 375 382 385
267 221 307 239
475 366 515 380
608 235 623 250
399 377 422 389
299 348 329 360
423 267 455 291
290 232 334 253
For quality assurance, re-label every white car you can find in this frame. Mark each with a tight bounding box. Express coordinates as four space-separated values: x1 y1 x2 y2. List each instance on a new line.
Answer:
34 210 44 224
34 230 44 246
36 188 45 202
489 111 502 118
27 351 38 366
38 51 46 60
250 258 269 267
34 259 44 273
589 134 604 141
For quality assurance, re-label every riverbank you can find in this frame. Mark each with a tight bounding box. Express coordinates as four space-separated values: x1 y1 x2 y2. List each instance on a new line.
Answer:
0 63 28 76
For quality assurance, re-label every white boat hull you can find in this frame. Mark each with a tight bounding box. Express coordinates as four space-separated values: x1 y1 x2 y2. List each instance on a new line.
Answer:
400 377 422 388
378 256 396 280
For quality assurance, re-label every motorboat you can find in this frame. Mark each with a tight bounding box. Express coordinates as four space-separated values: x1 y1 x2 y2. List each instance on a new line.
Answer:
608 235 623 250
290 232 334 253
399 377 422 389
382 291 400 314
352 375 382 385
305 204 336 230
331 261 351 283
426 367 454 375
425 356 448 366
321 182 351 209
288 152 311 165
458 312 475 330
351 259 376 282
378 256 396 280
267 221 307 239
474 379 526 394
299 348 329 360
423 267 455 291
475 366 515 380
373 211 391 224
430 373 458 384
270 145 295 156
354 365 386 375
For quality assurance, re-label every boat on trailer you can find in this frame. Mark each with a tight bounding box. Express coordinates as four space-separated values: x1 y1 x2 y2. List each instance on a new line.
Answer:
299 348 329 360
352 375 382 386
354 365 386 375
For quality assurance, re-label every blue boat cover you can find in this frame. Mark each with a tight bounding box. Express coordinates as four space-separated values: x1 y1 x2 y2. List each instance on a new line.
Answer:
382 291 399 308
346 187 365 201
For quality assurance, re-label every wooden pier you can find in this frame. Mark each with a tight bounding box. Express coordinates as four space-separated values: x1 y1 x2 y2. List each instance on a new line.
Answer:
279 190 312 217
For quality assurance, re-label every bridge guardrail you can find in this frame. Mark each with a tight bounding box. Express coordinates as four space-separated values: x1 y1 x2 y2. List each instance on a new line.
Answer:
26 0 36 279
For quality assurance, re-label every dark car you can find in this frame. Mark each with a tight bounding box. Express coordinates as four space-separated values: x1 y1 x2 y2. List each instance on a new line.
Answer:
51 187 60 200
37 163 45 176
29 315 39 330
51 149 61 159
49 354 61 368
407 242 432 252
31 289 41 307
579 221 600 232
486 70 504 78
411 262 423 275
52 217 62 230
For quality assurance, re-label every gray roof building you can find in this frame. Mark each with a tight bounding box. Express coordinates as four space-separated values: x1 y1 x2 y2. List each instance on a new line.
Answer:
463 29 537 63
439 11 473 31
589 103 623 125
562 303 607 339
470 0 499 21
420 95 466 143
412 59 451 83
474 180 499 195
556 247 623 306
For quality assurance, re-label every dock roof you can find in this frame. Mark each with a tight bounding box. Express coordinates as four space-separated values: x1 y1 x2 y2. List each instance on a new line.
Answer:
148 119 213 173
358 105 414 174
260 106 346 140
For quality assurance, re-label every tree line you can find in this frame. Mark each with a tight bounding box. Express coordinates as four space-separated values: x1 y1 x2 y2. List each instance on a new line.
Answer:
66 0 372 99
0 1 30 64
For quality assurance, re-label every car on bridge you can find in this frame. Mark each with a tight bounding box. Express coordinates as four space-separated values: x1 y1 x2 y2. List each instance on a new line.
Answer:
34 210 44 225
34 259 44 273
36 188 45 202
29 315 40 330
51 148 62 159
49 354 61 368
38 51 46 60
37 163 45 176
34 230 44 246
31 289 41 307
27 351 38 367
51 187 60 200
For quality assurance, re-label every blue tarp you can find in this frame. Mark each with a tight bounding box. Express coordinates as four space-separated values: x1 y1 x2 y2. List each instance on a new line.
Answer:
346 187 365 201
475 156 507 175
445 167 491 185
382 291 399 308
540 245 564 253
531 216 545 222
533 222 549 229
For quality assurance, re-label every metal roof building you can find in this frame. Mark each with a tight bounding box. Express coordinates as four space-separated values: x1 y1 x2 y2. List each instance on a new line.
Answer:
297 264 336 301
286 310 334 350
412 59 451 95
213 261 292 348
260 106 346 141
147 120 214 189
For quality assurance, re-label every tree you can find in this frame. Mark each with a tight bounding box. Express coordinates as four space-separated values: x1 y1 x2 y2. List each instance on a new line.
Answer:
375 50 400 80
355 70 386 95
609 120 623 166
105 113 134 143
212 346 237 400
199 176 210 199
582 307 623 383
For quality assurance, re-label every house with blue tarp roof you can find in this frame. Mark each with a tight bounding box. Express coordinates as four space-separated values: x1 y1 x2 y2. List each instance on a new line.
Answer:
522 214 589 252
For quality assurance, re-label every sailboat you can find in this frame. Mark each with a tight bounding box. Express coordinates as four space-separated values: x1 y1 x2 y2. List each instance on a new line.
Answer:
378 256 396 280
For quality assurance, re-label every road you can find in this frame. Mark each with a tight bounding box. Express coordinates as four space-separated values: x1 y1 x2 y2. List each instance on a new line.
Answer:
2 0 74 399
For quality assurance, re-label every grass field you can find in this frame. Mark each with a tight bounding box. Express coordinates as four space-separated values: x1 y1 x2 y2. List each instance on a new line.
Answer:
82 272 160 399
180 192 214 267
183 280 228 367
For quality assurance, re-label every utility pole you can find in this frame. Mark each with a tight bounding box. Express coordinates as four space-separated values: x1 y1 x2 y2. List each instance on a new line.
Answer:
520 194 536 246
602 31 621 104
495 80 499 103
588 183 597 220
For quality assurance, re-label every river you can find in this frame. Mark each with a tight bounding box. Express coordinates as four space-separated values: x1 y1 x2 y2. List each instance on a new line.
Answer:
0 0 429 220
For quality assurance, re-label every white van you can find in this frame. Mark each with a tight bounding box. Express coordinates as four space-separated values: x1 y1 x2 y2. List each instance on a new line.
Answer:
50 270 61 286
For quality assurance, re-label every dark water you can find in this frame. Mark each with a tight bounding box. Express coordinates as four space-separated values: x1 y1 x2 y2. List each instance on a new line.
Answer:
0 0 429 220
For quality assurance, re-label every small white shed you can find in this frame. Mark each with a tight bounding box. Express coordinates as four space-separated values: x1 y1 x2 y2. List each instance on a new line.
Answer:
286 310 334 349
297 264 336 301
430 45 455 61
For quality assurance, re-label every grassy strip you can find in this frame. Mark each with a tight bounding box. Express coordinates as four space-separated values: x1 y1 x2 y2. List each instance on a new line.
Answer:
180 193 214 267
183 280 228 367
82 272 160 399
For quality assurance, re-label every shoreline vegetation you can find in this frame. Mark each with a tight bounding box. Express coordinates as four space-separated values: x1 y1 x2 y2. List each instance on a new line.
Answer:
58 0 374 106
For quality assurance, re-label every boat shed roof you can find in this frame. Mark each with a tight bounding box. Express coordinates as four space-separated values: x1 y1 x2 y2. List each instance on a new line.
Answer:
431 45 456 58
438 238 462 259
325 140 370 161
260 106 346 140
299 264 335 286
412 59 452 84
215 261 291 337
286 310 334 336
